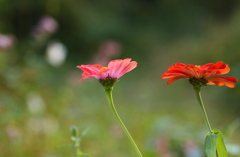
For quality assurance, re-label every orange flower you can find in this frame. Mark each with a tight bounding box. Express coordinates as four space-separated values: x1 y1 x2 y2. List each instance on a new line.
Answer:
161 61 238 88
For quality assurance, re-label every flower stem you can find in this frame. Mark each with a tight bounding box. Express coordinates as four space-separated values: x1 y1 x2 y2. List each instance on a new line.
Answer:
194 87 213 133
104 88 143 157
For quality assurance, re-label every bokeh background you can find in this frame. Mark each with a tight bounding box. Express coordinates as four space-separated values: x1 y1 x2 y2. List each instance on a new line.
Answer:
1 0 240 156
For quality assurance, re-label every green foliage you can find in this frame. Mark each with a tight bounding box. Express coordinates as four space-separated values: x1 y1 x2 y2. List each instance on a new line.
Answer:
70 126 90 157
205 129 228 157
216 131 228 157
205 131 218 157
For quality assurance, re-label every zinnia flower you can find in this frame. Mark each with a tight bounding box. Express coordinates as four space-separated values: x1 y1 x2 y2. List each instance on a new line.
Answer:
78 58 142 156
77 58 137 89
161 61 238 88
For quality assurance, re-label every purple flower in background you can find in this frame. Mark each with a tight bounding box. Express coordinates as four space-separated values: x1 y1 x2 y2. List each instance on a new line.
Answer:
0 34 15 49
32 16 58 37
40 16 58 33
93 40 122 65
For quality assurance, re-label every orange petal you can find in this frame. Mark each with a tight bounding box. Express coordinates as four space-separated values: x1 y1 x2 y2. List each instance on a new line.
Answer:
161 74 173 79
211 81 224 86
208 61 223 70
212 76 238 82
166 76 187 85
215 66 230 75
208 79 236 88
200 63 214 70
207 80 215 85
161 73 187 79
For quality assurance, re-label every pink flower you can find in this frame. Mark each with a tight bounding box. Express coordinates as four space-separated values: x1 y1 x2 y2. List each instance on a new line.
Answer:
0 34 15 49
32 16 58 37
77 58 137 81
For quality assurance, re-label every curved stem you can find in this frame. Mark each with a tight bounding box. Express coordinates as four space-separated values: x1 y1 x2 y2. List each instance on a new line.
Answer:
194 87 213 133
104 88 143 157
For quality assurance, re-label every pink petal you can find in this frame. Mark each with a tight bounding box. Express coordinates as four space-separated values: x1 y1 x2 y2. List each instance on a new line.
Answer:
116 61 137 78
76 65 103 74
108 58 137 78
76 64 108 81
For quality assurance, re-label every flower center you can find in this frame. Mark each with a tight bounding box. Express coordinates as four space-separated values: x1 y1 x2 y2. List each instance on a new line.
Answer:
195 65 200 69
189 77 208 89
99 77 118 91
100 67 108 71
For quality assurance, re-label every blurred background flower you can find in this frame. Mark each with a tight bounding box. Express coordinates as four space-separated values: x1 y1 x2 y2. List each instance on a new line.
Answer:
32 15 58 38
0 0 240 156
0 34 15 50
26 92 46 115
93 40 122 65
46 41 67 67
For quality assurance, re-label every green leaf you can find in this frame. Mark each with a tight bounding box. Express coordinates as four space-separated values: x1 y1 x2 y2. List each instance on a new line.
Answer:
205 131 218 157
214 129 228 157
70 125 79 138
204 129 228 157
79 128 89 141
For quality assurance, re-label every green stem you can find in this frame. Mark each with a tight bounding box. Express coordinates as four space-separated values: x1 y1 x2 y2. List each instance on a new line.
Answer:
75 142 80 157
194 87 213 133
76 148 81 157
104 88 143 157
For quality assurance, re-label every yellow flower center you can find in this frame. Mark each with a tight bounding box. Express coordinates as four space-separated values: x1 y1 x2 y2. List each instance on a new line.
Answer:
195 65 200 69
100 67 108 71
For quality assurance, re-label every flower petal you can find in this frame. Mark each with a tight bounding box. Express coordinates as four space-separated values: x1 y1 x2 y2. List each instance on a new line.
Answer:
208 77 237 88
76 64 109 81
211 76 238 82
108 58 137 79
200 63 214 70
166 76 187 85
215 66 230 75
117 61 137 78
161 73 188 79
165 69 190 76
210 80 236 88
208 61 223 70
77 65 102 74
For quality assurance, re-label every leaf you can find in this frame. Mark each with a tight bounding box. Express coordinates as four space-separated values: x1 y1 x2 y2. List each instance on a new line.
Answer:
79 128 89 141
70 125 79 138
204 129 228 157
205 131 218 157
214 129 228 157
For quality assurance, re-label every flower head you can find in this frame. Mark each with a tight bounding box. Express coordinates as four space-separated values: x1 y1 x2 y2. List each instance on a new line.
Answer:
77 58 137 89
161 61 238 88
